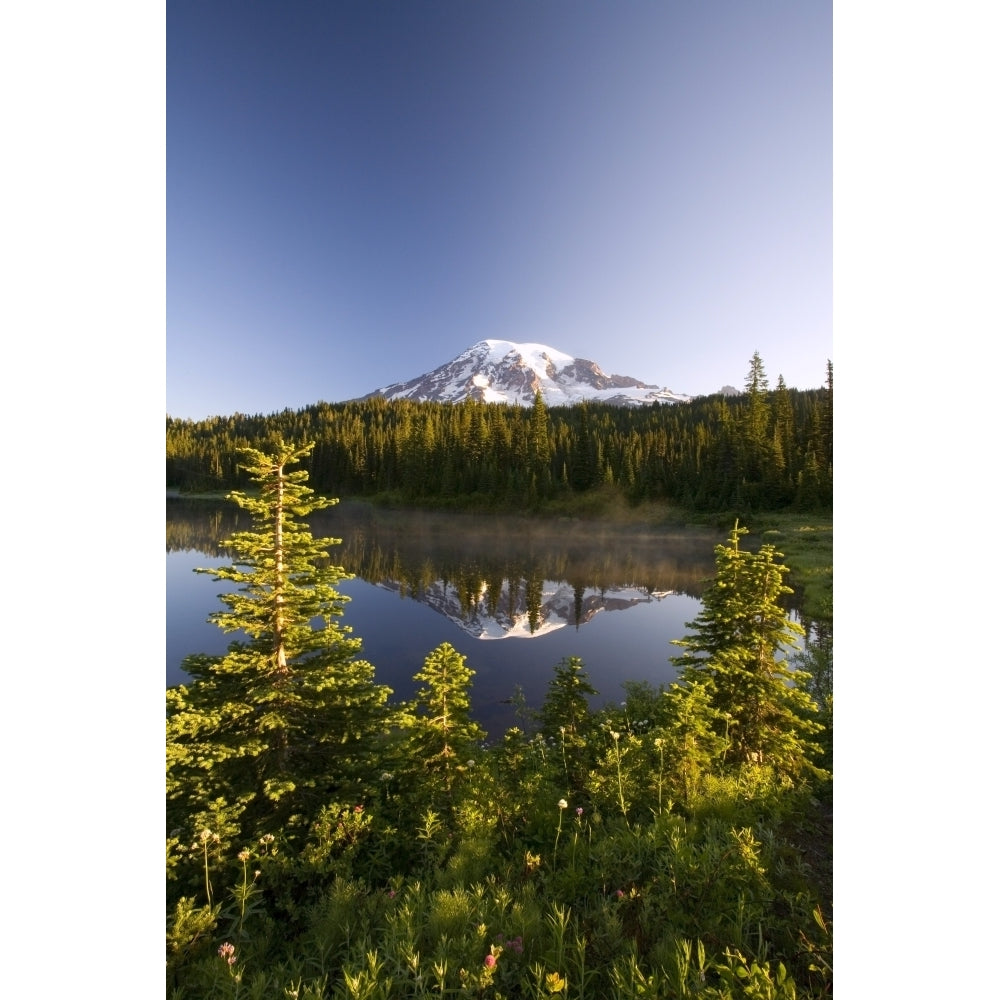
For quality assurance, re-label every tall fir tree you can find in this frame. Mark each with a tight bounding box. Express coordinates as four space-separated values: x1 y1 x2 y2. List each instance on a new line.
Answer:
822 359 834 472
166 439 392 863
671 522 824 777
529 390 552 496
739 350 771 501
537 656 598 791
403 642 485 806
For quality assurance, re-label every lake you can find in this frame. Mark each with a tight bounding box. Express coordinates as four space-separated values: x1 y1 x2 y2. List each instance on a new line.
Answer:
166 498 786 736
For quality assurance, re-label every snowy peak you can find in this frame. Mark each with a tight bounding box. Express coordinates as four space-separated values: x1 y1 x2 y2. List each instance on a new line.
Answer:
376 574 676 640
363 340 691 407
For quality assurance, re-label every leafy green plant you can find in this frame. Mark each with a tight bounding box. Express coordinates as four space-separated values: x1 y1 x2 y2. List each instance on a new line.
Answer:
224 844 267 943
166 896 220 986
711 950 798 999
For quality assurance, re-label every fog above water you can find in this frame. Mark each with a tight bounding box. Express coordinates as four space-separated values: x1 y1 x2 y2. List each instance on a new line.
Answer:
167 498 732 735
167 498 720 595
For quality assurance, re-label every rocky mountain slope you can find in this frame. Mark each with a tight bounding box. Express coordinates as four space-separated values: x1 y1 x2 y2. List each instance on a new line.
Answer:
362 340 692 407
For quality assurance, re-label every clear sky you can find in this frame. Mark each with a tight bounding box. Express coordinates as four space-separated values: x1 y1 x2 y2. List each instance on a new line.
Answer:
167 0 831 420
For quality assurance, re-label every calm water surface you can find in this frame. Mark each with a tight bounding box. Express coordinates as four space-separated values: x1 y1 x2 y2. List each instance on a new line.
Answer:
167 498 738 735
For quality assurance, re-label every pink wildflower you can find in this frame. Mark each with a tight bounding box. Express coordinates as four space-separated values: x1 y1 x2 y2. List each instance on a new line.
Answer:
484 954 497 969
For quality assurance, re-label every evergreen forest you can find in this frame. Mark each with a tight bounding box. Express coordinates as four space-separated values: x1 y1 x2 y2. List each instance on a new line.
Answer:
166 356 832 516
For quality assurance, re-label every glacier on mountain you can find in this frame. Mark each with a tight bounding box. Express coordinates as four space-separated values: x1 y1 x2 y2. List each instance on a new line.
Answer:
375 574 677 641
363 339 692 407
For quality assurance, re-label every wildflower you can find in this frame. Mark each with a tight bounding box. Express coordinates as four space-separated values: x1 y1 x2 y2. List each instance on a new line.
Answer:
380 772 393 782
545 971 566 993
238 849 250 862
254 870 261 878
218 942 237 965
354 804 364 814
615 889 624 899
484 954 497 969
610 730 621 741
200 829 213 843
558 798 568 809
259 834 275 845
576 807 583 817
388 890 396 899
466 759 475 767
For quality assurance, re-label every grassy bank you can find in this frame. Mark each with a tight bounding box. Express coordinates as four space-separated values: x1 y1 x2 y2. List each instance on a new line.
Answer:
752 516 832 623
167 487 233 501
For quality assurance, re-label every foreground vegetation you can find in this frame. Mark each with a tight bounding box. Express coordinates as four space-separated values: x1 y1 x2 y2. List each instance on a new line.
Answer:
167 440 832 997
168 754 831 999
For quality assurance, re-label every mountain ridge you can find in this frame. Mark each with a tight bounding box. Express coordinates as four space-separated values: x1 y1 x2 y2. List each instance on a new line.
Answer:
376 575 678 640
361 340 693 407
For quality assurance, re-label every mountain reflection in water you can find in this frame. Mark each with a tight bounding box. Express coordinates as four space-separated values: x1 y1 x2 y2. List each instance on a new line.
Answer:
376 576 684 640
167 497 725 734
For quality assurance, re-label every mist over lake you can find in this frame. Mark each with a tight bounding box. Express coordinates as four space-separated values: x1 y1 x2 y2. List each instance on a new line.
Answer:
167 498 735 736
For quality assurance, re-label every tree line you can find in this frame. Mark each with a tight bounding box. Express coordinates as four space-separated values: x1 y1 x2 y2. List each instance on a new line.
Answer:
167 354 832 513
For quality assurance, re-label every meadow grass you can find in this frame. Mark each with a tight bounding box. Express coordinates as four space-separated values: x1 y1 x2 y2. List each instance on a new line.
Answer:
168 701 832 999
754 515 833 622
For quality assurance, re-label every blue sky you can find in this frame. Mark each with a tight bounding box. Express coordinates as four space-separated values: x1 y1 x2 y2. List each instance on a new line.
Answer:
167 1 831 419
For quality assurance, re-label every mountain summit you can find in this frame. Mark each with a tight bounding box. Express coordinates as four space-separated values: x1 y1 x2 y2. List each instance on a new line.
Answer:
362 340 691 407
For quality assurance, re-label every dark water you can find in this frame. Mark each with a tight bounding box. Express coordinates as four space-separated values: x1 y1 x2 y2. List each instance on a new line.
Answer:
166 497 735 736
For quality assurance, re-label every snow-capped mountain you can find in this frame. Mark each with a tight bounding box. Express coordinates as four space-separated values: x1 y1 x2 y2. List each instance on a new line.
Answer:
375 575 677 640
362 340 692 407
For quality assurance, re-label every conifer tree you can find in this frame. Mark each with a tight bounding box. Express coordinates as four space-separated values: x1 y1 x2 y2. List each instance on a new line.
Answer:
822 359 834 471
658 679 728 804
166 439 392 855
538 656 598 743
404 642 485 803
538 656 598 790
529 390 552 495
739 351 771 500
672 522 823 777
769 374 794 499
